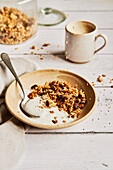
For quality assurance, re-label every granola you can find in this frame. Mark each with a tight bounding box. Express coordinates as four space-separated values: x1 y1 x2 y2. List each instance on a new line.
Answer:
28 81 87 118
0 7 37 44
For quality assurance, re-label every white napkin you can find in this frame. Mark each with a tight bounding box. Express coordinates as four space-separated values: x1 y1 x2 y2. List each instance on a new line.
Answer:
0 57 40 170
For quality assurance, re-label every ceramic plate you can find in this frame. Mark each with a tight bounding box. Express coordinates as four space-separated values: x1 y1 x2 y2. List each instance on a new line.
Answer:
5 69 96 129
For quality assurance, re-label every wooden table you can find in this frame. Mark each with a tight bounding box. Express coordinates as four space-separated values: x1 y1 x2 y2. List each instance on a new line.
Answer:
1 0 113 169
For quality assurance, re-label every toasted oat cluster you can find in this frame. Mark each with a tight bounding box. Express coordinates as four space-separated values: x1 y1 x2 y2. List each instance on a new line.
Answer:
28 81 87 118
0 7 37 44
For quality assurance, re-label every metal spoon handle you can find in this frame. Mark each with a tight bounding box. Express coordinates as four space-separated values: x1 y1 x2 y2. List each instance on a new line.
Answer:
1 53 25 98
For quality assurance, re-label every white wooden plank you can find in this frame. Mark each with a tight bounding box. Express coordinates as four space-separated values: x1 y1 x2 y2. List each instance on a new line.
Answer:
0 29 112 54
7 54 113 87
38 0 113 11
16 134 113 170
39 11 113 30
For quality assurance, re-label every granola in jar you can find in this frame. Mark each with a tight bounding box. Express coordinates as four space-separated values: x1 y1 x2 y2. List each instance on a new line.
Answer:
0 7 37 44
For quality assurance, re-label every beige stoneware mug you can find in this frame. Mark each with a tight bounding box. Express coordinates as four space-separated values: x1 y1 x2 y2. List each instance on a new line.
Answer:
65 21 107 63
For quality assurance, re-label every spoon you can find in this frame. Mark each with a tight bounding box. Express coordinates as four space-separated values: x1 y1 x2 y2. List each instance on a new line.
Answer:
1 52 40 117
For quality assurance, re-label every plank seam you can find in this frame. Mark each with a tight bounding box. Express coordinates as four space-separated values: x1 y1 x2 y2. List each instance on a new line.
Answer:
38 28 113 30
26 131 113 135
7 53 113 56
63 10 113 12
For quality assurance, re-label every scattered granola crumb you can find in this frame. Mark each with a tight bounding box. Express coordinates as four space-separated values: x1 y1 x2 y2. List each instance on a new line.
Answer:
58 108 62 111
58 44 60 47
62 120 66 123
15 48 19 50
39 106 43 109
41 47 44 49
34 53 37 55
109 79 113 83
52 120 58 124
42 43 51 47
24 53 28 55
31 51 34 54
39 54 42 56
66 13 69 18
73 26 75 29
97 76 103 82
28 92 34 99
111 85 113 88
31 45 35 49
50 111 54 114
92 82 96 86
40 57 43 60
102 74 106 77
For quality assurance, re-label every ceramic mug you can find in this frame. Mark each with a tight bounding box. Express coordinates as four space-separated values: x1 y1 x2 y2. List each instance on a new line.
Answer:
65 21 107 63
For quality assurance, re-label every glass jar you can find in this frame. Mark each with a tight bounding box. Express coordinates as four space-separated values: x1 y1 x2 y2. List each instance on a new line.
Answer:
0 0 38 44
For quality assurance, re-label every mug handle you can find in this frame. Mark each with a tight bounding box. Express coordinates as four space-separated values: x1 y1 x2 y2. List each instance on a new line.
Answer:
94 34 107 54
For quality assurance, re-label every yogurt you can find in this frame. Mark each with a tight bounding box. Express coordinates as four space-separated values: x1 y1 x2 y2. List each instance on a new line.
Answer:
20 90 77 125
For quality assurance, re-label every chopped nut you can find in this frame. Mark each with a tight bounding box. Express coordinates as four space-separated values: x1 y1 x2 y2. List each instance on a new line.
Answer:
62 120 66 123
42 43 51 47
39 54 42 56
58 108 62 111
52 120 58 124
27 92 34 99
102 74 106 77
97 76 103 82
46 100 49 107
31 45 35 49
31 84 38 90
50 111 54 114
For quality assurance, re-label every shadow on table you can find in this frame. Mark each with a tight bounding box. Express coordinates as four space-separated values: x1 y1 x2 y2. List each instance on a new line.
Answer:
52 52 82 64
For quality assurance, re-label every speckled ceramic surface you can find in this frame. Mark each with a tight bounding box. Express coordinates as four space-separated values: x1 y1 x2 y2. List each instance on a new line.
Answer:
65 21 107 63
